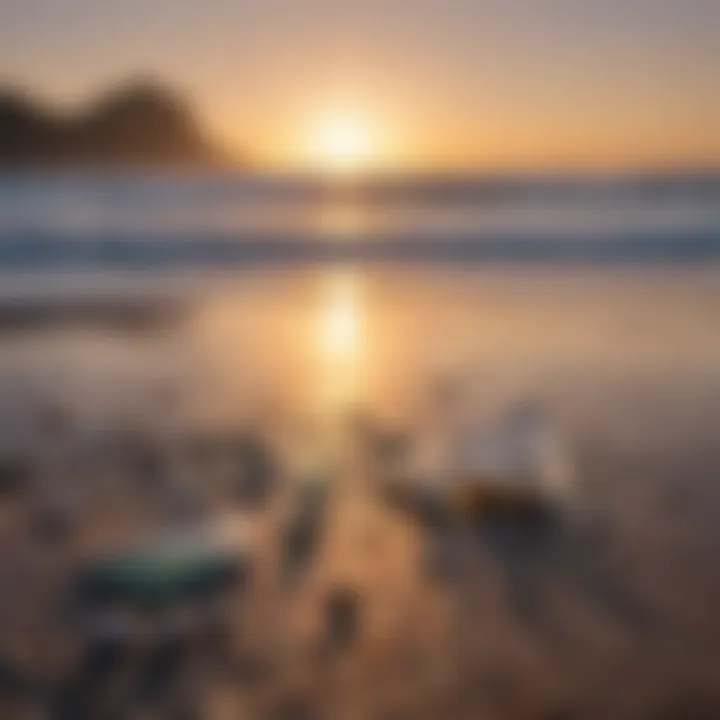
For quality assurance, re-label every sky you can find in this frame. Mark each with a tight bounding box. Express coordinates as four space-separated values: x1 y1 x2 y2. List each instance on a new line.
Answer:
1 0 719 169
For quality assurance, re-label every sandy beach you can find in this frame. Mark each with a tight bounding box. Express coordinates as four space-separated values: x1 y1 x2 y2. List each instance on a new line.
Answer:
0 268 719 718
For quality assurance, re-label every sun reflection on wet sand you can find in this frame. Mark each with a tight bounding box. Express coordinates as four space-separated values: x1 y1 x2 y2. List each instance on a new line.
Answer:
317 269 365 412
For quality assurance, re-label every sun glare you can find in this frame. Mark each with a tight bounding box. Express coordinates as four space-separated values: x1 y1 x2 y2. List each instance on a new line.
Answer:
321 273 360 363
318 272 363 407
307 111 376 173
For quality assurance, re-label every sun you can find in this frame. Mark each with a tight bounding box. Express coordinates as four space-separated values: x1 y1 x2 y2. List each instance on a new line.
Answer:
307 111 376 173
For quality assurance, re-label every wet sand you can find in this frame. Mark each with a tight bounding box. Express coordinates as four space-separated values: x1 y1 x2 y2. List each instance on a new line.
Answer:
0 268 719 719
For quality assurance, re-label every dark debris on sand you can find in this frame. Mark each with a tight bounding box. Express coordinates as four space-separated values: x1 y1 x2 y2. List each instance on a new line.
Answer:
0 393 718 720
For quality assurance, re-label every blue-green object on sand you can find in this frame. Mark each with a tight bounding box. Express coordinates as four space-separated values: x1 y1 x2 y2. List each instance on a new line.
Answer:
77 524 247 606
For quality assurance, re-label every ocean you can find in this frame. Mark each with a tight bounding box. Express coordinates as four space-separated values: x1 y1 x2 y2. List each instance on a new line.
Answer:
0 172 719 271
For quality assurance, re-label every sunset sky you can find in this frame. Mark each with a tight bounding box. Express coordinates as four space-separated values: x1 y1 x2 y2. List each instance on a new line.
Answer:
2 0 719 169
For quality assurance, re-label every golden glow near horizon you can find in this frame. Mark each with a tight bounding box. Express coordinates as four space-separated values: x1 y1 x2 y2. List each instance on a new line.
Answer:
223 78 720 171
304 110 380 173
